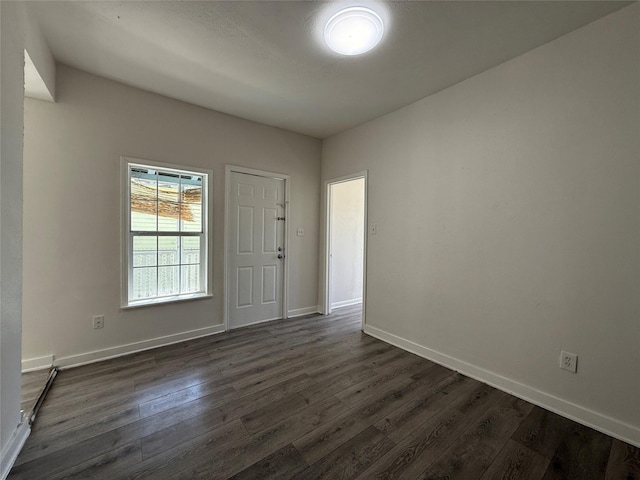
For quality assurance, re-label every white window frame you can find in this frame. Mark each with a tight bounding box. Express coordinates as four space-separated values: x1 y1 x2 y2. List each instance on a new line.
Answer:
121 156 212 308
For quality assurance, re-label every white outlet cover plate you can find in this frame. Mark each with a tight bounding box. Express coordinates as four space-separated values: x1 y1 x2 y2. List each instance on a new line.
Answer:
560 350 578 373
93 315 104 329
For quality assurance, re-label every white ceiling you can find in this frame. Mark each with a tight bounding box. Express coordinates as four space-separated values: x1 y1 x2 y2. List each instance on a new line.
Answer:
27 1 630 139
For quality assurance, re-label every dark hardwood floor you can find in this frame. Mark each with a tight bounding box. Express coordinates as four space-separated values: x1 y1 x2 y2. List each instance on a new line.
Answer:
20 368 51 416
9 305 639 479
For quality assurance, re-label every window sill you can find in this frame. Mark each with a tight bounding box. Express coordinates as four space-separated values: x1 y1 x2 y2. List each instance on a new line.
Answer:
122 293 213 310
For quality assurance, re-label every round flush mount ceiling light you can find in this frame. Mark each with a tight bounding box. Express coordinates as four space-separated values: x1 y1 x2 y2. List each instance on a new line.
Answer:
324 6 384 56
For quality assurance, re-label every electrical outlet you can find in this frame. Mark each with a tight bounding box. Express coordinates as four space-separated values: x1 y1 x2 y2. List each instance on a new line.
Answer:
560 350 577 373
93 315 104 329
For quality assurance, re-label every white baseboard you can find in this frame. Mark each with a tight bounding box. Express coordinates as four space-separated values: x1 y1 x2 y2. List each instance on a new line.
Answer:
364 324 640 448
1 421 30 480
21 355 53 373
331 298 362 309
54 324 225 370
287 305 319 318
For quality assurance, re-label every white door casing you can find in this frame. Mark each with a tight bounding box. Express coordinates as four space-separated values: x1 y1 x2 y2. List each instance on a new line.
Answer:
323 171 368 329
227 170 286 329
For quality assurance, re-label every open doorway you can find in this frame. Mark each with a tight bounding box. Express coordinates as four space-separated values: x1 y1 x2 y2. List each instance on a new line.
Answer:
324 173 367 327
21 48 59 431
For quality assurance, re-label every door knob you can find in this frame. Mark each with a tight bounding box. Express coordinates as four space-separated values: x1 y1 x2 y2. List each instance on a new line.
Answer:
277 254 284 259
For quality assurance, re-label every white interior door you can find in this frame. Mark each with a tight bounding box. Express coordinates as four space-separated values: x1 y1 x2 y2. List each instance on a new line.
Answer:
228 171 285 328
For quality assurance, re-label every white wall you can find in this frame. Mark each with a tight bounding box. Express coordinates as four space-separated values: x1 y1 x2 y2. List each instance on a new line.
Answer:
322 4 640 445
22 65 321 368
0 1 28 475
329 179 364 308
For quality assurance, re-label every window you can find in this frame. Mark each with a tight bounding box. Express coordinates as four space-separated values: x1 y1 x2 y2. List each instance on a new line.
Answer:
123 158 210 307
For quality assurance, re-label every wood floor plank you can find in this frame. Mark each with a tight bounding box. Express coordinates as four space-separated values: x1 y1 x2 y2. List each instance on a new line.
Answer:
15 405 140 467
228 443 308 480
419 396 534 479
21 369 51 388
12 306 638 480
221 343 323 378
479 439 550 480
218 373 315 421
303 342 395 382
605 438 640 480
147 348 220 375
125 420 250 480
297 363 375 405
50 359 156 396
152 338 218 363
138 382 237 418
292 426 395 480
134 396 349 480
230 355 330 395
294 373 436 465
541 422 613 480
334 355 433 407
247 394 351 441
13 391 238 479
240 392 309 435
140 404 229 459
9 422 143 480
207 334 282 364
49 440 142 480
354 385 504 480
20 369 51 413
55 355 155 384
374 372 477 443
452 382 507 417
132 362 224 396
511 406 573 458
41 377 136 415
32 379 198 435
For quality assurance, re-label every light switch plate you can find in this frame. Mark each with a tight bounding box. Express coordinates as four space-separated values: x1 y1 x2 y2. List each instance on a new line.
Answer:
296 227 304 237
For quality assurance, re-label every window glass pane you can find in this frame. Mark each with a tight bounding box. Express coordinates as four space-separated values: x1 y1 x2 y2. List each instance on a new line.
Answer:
158 236 179 266
181 236 200 264
158 202 180 231
132 267 157 300
158 266 180 296
181 203 202 232
133 236 157 266
158 173 180 203
181 177 202 233
181 178 202 204
131 176 157 231
181 265 200 294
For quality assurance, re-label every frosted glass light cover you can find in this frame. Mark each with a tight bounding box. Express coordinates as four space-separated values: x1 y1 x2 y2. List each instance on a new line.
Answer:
324 7 384 56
